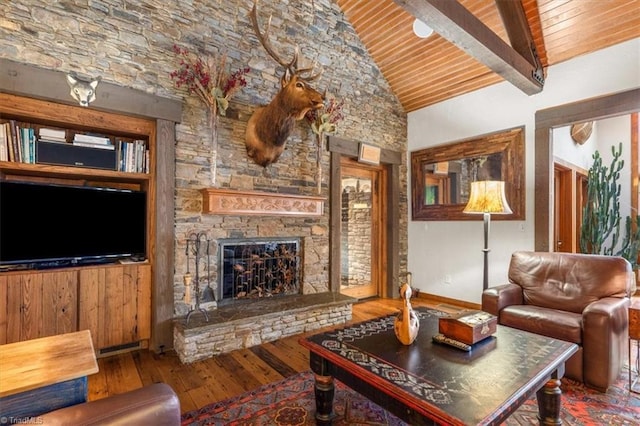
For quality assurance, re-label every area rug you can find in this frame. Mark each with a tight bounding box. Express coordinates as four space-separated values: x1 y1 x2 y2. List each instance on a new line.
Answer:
182 369 639 425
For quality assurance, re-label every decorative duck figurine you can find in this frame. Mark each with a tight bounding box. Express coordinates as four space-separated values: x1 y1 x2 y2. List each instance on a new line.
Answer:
394 272 420 345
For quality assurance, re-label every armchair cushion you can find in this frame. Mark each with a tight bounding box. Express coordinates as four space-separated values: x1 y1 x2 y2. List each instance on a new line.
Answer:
500 305 582 343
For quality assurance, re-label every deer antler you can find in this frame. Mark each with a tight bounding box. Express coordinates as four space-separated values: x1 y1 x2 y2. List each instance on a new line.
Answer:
250 0 322 82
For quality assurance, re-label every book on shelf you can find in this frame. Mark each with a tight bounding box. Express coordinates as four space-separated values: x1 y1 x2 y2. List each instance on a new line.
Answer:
72 140 115 150
115 139 148 173
9 120 20 162
4 123 14 162
0 123 7 161
39 128 66 140
74 133 111 145
20 127 36 164
1 122 40 164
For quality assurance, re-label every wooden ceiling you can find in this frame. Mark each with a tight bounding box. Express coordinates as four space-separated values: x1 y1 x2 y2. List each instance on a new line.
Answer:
336 0 640 112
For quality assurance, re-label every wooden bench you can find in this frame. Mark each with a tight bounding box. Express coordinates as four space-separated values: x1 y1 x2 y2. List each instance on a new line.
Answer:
0 330 99 419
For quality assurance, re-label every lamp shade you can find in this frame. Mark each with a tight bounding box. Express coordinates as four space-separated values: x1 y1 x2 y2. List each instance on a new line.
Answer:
463 181 512 214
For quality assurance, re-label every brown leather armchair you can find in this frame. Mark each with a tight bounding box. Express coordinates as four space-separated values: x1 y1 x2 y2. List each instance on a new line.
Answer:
482 251 632 392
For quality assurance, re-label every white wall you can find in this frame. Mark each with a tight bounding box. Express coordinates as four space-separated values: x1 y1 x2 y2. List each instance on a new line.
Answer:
553 124 598 171
407 38 640 304
596 116 633 219
554 116 632 183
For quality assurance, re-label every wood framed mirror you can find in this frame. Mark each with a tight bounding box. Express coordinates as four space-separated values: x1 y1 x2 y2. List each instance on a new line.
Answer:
411 126 525 221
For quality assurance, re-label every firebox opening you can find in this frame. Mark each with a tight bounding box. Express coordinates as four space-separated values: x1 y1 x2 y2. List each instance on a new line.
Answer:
218 238 302 305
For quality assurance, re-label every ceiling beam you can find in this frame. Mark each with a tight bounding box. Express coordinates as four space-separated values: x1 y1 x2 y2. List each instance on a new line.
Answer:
495 0 544 84
392 0 544 95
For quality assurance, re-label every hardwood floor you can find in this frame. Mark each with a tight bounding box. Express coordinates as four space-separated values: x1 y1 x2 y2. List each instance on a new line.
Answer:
87 296 467 414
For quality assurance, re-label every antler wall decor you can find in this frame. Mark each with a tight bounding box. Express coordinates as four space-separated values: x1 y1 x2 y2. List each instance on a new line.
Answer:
245 0 325 167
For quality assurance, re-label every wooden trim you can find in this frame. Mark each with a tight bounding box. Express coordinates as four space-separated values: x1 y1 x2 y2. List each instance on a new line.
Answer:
151 119 175 352
553 156 588 175
632 113 639 267
415 292 481 310
329 136 402 299
535 89 640 251
201 188 325 216
632 113 639 218
0 59 182 123
387 163 401 298
330 152 342 293
328 136 402 165
534 125 553 251
536 88 640 129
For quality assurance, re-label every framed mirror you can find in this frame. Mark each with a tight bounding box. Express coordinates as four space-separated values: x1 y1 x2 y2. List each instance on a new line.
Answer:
411 126 525 221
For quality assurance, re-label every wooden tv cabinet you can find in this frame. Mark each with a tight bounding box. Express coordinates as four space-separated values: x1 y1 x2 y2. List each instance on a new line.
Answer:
0 93 155 353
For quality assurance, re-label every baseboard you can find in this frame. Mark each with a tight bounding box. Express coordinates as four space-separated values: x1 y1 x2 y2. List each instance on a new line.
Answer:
415 292 481 311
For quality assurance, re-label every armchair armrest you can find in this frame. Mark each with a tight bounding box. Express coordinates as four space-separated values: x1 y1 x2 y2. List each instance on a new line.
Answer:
582 297 630 391
482 283 523 316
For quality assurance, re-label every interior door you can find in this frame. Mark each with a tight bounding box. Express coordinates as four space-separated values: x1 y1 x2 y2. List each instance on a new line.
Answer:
554 164 572 252
339 158 385 299
554 161 588 253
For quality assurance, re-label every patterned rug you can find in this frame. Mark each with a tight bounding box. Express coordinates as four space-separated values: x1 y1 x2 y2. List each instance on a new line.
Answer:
182 368 639 425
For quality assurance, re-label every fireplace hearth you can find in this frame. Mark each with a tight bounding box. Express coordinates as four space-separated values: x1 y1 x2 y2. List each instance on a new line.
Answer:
218 238 301 304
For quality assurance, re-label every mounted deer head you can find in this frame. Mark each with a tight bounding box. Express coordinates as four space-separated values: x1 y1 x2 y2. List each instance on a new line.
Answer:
246 0 325 167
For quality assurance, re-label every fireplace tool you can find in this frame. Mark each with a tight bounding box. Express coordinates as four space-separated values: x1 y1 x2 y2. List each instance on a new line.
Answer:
185 232 214 324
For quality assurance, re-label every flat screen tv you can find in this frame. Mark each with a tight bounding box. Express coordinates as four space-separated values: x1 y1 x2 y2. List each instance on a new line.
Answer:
0 180 146 269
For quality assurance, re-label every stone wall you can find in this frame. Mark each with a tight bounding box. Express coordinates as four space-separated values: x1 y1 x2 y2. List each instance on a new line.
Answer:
341 189 372 286
1 0 408 317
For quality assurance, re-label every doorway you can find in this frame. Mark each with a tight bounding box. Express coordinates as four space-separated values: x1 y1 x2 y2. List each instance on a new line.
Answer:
534 88 640 251
339 157 387 299
553 161 588 253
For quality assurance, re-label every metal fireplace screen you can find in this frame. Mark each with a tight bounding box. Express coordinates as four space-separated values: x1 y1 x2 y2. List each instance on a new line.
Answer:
219 238 301 301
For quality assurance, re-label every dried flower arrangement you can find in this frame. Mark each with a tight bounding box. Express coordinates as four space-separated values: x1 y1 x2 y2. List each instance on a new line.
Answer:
305 95 345 193
305 96 345 136
170 44 249 117
170 44 250 186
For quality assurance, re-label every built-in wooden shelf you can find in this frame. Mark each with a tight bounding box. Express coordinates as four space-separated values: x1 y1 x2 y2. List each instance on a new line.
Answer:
201 188 324 216
0 161 151 183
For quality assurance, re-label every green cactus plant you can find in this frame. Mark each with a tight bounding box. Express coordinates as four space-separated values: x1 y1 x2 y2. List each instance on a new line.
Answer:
580 143 640 269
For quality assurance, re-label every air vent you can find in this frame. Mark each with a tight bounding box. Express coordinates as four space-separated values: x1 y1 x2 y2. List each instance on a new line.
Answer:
98 341 141 356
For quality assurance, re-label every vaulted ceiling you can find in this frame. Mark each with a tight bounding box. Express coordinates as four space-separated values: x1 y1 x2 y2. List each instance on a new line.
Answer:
336 0 640 112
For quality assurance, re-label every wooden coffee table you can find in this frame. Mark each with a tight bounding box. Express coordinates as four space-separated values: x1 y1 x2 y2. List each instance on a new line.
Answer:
299 307 578 425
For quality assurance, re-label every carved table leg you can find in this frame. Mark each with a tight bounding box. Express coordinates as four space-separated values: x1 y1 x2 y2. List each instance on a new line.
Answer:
536 379 562 426
313 373 335 425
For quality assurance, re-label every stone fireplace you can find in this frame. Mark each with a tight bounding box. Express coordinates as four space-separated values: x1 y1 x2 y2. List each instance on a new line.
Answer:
218 237 301 304
174 231 356 363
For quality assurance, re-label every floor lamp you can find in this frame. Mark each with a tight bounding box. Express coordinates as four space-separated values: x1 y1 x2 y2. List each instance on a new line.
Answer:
463 181 512 290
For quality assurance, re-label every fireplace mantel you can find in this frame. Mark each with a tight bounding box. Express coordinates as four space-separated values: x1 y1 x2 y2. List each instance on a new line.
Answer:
201 188 324 216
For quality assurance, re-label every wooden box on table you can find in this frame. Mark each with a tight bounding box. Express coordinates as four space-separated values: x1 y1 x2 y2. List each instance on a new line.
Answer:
438 310 497 345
